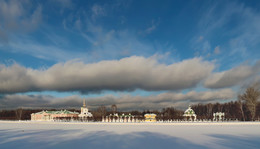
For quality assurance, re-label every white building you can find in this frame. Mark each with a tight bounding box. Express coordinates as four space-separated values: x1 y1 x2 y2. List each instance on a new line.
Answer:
183 105 197 121
213 112 225 121
31 110 79 121
78 99 93 118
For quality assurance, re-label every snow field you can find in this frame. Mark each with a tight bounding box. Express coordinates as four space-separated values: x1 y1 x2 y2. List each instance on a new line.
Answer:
0 121 260 149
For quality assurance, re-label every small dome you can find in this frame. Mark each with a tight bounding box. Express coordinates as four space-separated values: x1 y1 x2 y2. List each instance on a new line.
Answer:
184 105 196 115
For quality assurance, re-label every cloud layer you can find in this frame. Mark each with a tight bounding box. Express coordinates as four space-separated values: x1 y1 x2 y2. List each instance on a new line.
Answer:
0 89 235 110
204 61 260 89
87 88 235 110
0 0 42 43
0 56 214 94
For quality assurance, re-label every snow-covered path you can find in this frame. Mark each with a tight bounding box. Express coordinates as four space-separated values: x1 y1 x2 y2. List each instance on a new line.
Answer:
0 121 259 149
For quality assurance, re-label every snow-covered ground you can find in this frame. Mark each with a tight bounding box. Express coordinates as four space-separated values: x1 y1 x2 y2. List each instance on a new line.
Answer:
0 121 260 149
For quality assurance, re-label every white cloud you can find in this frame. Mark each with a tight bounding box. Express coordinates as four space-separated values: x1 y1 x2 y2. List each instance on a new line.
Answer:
190 37 211 57
228 4 260 58
91 4 106 20
79 25 159 60
144 20 159 34
145 25 156 34
0 56 214 94
204 60 260 88
195 2 260 61
62 14 157 61
7 39 82 62
0 0 42 42
214 46 220 55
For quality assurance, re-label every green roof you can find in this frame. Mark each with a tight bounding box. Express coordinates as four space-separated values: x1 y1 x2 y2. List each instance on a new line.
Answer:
183 106 196 116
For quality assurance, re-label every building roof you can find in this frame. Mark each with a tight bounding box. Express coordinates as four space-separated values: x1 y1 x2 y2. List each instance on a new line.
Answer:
33 110 79 115
144 113 157 117
183 106 196 116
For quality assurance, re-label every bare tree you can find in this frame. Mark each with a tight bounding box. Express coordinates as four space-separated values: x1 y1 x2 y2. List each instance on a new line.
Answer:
238 98 245 121
98 106 107 116
111 104 117 114
207 103 213 118
15 108 23 120
239 85 260 121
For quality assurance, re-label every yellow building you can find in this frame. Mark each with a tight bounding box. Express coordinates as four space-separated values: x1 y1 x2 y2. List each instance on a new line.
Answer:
144 113 157 122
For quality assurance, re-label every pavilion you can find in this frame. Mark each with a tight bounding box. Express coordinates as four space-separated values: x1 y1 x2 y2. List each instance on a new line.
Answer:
183 105 197 121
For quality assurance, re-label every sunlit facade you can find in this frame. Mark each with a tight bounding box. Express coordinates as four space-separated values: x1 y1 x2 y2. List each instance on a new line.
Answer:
31 110 79 121
144 113 157 122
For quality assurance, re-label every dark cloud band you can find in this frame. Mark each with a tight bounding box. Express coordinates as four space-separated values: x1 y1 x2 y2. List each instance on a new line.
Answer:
0 89 235 110
0 56 214 94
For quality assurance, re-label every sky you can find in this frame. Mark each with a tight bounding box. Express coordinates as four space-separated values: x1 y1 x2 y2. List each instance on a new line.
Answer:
0 0 259 111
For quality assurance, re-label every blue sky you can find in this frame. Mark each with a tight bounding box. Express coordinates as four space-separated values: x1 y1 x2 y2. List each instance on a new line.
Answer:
0 0 259 110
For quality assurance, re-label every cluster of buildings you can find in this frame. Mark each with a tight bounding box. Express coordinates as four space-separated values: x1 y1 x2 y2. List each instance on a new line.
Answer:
31 100 92 121
182 106 225 121
101 105 225 123
101 106 197 123
102 113 140 123
101 113 158 123
31 102 225 122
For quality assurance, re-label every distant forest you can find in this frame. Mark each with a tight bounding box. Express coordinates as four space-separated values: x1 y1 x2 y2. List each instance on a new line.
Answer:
1 85 260 121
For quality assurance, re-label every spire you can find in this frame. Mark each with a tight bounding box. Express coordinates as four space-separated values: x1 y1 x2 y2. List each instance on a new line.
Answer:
83 99 86 108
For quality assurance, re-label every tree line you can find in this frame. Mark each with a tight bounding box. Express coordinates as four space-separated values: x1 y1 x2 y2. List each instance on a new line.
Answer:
0 85 259 121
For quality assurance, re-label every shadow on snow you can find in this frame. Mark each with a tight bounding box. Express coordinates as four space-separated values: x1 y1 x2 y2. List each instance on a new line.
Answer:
0 129 260 149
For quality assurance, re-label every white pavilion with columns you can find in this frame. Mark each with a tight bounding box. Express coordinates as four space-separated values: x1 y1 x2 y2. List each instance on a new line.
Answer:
183 105 197 121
